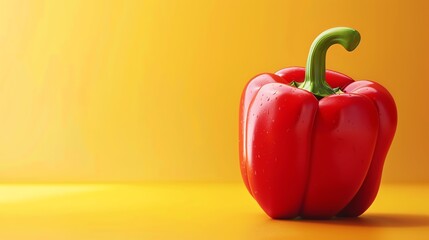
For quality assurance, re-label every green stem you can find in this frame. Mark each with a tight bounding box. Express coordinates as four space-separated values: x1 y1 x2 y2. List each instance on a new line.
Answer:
299 27 361 99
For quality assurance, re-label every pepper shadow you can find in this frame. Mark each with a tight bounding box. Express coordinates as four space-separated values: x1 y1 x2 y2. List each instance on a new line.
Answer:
296 213 429 228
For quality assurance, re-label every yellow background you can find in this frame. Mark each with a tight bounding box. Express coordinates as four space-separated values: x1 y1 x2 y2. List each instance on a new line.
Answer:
0 0 428 183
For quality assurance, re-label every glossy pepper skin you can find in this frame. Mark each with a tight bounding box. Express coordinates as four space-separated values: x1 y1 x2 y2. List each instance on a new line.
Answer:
239 27 397 219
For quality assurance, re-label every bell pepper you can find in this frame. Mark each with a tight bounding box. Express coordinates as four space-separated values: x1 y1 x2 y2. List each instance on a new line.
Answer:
239 27 397 219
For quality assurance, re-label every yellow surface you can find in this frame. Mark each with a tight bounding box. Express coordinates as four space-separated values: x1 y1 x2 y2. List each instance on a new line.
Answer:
0 0 428 183
0 183 427 239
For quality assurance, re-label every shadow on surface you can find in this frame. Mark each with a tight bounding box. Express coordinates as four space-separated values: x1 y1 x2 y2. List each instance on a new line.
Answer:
298 213 429 228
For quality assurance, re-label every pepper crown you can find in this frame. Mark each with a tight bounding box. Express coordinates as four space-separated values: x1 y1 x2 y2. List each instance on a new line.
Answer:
298 27 361 99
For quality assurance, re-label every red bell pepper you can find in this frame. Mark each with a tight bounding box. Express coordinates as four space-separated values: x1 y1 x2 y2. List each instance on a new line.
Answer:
239 27 397 219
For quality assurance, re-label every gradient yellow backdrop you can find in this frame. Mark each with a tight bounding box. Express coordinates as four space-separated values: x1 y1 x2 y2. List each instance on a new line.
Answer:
0 0 427 183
